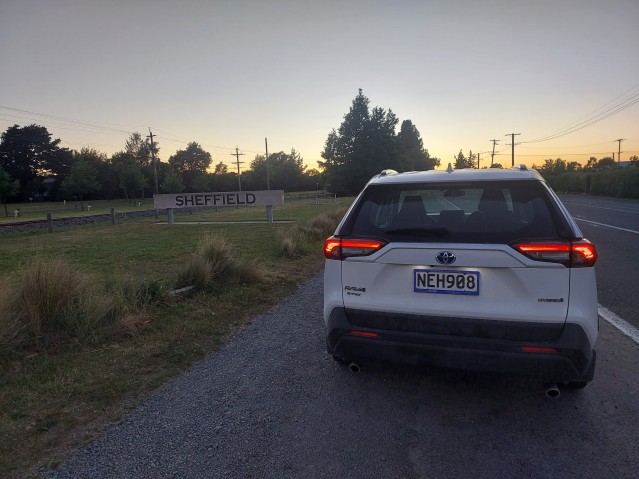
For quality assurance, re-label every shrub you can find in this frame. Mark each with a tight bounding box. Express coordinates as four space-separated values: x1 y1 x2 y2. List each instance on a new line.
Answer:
177 234 263 292
0 279 26 353
326 206 349 223
310 213 335 237
278 207 348 258
18 259 86 338
1 259 121 350
111 275 169 309
178 254 214 291
198 234 235 278
277 208 348 258
545 169 639 198
279 236 302 258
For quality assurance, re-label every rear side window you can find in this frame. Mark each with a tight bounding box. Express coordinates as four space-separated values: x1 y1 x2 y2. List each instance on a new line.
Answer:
346 180 568 244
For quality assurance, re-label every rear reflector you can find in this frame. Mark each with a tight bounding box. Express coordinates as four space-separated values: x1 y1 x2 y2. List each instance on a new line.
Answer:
520 346 557 353
350 330 380 338
513 240 597 267
324 237 386 260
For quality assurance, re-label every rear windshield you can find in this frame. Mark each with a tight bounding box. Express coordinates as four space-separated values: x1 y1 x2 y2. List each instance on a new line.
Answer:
344 180 570 244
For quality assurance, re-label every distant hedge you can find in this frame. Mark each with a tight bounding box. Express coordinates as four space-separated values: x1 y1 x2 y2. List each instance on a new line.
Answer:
544 168 639 199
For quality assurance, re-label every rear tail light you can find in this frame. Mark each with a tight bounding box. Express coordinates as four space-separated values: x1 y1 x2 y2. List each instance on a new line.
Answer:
571 241 598 267
513 240 597 267
324 237 386 260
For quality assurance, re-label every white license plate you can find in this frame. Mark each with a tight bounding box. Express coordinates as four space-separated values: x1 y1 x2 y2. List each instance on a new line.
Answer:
414 269 480 296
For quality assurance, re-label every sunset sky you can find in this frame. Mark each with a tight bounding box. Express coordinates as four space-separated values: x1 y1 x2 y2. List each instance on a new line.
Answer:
1 0 638 171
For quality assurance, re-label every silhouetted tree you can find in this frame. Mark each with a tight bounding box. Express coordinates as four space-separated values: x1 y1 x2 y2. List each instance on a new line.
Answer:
539 158 567 174
585 157 598 170
125 132 157 168
454 150 475 169
396 120 440 171
214 162 228 174
0 166 20 216
168 142 212 192
119 162 148 200
61 160 101 211
566 161 582 172
159 164 183 193
245 149 307 191
320 89 403 194
0 124 63 199
597 157 616 169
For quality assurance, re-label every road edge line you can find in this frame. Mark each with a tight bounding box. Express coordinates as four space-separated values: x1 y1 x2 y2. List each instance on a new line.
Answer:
598 305 639 345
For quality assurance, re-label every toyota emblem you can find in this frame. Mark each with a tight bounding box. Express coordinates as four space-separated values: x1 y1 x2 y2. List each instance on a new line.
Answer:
436 251 456 265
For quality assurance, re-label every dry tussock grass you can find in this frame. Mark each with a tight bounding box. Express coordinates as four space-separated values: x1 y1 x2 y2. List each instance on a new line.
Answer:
0 259 165 354
0 278 26 353
178 234 264 292
278 208 347 258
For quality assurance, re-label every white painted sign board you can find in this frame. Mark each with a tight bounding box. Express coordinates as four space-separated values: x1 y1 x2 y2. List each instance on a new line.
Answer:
153 190 284 210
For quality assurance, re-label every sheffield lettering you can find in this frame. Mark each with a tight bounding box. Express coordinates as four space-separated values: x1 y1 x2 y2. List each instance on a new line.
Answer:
170 193 260 207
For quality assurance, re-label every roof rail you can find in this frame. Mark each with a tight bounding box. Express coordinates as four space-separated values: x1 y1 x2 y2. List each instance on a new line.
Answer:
379 169 398 177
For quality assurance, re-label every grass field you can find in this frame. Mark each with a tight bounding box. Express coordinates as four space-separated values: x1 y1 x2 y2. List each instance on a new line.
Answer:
0 197 351 478
0 198 154 223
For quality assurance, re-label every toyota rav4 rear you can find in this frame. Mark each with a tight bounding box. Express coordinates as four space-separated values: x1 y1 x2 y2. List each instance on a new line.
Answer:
323 166 598 388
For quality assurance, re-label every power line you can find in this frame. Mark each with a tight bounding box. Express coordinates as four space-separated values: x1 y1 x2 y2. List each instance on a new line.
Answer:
0 104 141 135
525 88 639 144
506 151 639 157
0 105 262 161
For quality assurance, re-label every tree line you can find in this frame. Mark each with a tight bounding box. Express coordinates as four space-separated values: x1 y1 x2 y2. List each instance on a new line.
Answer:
14 90 615 210
0 124 321 213
533 156 639 175
534 156 639 199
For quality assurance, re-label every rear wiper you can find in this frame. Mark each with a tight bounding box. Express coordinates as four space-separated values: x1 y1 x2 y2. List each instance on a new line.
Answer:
385 227 450 237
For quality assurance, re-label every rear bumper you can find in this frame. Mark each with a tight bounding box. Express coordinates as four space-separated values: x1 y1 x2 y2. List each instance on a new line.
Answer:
326 307 595 382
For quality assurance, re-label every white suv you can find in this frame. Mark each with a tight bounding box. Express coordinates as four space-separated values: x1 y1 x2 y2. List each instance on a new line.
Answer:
323 165 598 389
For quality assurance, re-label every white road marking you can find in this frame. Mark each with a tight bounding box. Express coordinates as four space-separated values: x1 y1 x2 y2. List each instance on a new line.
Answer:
562 201 639 214
599 305 639 345
575 218 639 235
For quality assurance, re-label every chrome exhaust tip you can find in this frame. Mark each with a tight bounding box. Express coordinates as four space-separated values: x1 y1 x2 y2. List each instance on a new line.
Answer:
545 383 560 399
349 362 361 373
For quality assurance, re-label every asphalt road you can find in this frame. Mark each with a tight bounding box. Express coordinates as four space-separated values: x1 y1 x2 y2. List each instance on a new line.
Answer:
47 250 639 478
560 194 639 329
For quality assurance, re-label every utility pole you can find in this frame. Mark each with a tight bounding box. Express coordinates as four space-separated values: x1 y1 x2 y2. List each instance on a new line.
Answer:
615 138 625 165
147 128 159 195
477 153 481 169
265 138 270 190
490 139 499 167
505 133 521 167
231 147 245 191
